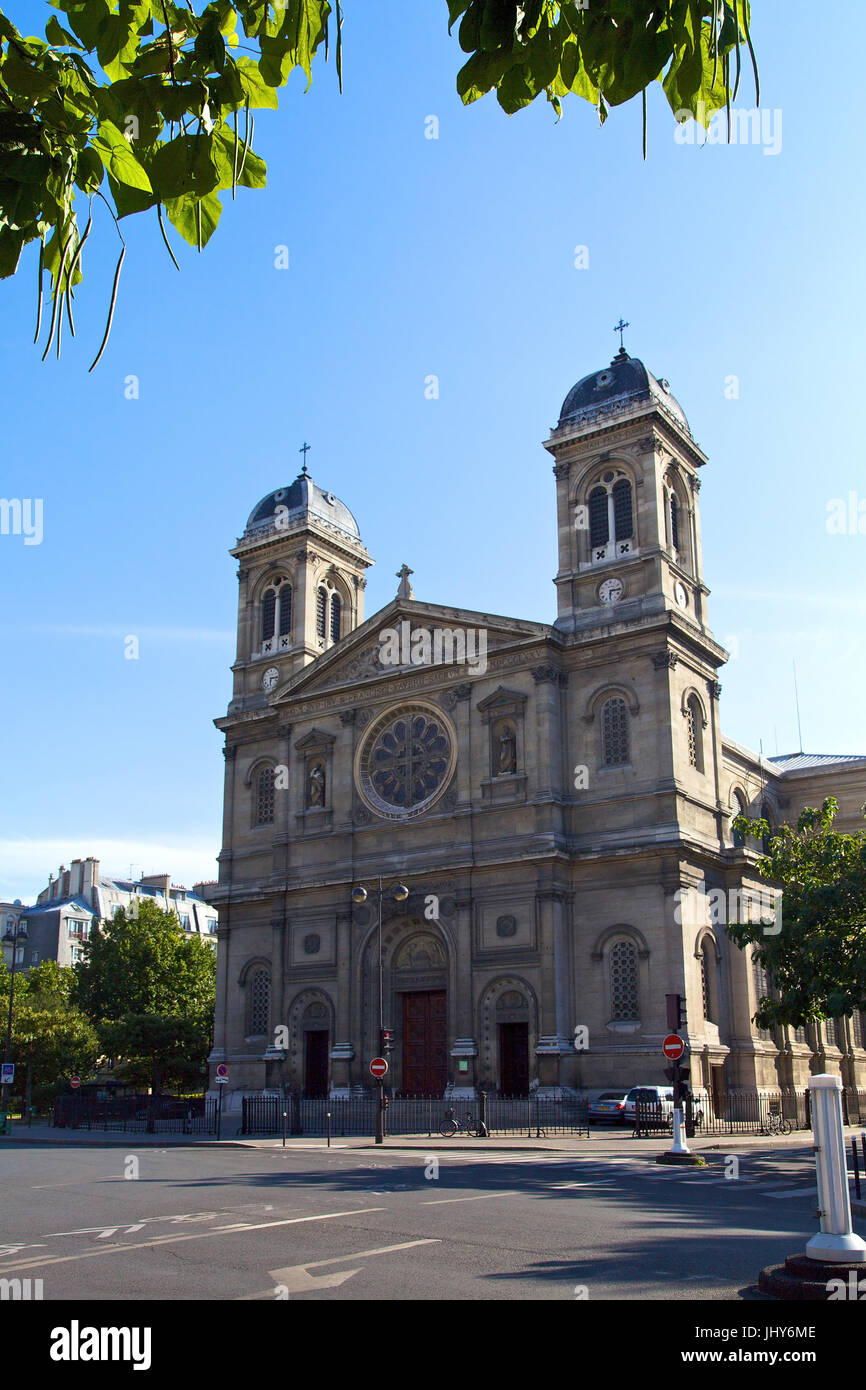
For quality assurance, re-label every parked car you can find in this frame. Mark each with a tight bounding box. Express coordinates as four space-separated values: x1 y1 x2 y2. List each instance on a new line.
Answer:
624 1085 704 1127
587 1091 629 1124
624 1086 674 1124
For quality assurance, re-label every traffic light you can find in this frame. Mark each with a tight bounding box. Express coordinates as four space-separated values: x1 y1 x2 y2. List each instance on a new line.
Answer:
666 993 687 1031
379 1028 395 1054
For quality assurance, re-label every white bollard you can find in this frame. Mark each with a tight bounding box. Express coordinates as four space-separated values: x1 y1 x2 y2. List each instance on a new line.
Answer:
806 1073 866 1263
670 1107 690 1155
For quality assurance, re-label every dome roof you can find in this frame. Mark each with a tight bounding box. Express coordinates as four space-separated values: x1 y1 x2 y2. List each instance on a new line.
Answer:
558 349 691 434
245 469 361 540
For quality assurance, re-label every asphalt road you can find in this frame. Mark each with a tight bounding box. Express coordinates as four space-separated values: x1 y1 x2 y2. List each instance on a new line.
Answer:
0 1141 844 1301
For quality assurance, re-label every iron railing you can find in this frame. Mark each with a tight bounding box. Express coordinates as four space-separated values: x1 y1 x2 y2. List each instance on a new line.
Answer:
240 1092 590 1137
53 1094 217 1134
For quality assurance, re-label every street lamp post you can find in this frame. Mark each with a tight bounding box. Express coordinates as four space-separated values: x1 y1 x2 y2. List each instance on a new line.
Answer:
351 877 408 1144
1 921 28 1120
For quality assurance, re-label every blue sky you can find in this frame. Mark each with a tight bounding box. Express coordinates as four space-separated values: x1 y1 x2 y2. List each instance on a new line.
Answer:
2 4 864 902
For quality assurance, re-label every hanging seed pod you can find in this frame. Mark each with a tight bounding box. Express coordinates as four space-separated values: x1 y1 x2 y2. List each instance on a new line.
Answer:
34 236 44 345
42 230 74 362
157 203 180 270
88 245 126 372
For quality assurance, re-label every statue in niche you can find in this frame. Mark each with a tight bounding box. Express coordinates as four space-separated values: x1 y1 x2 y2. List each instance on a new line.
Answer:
308 761 325 807
496 725 517 776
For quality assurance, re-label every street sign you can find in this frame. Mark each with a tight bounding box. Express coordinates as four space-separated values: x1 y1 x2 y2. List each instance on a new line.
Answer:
662 1034 685 1061
215 1075 228 1084
70 1074 81 1089
370 1057 388 1078
1 1063 14 1085
216 1064 228 1079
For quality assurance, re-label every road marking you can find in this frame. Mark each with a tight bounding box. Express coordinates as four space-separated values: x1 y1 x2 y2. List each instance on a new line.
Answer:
0 1208 387 1275
767 1185 818 1200
237 1240 441 1299
422 1192 522 1206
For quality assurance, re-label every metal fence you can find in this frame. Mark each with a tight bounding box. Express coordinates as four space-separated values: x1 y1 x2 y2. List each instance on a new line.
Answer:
53 1094 217 1135
241 1093 590 1138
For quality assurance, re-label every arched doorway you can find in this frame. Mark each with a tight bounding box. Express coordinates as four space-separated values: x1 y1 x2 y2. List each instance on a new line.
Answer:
392 931 448 1095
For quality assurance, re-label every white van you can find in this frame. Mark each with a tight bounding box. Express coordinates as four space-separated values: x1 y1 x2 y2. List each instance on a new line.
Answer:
623 1085 675 1123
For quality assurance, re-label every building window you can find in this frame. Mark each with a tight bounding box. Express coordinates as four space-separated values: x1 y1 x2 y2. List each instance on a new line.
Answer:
255 766 276 825
330 592 341 643
752 953 771 1039
612 478 633 540
670 492 680 552
586 472 635 563
316 587 327 640
731 792 747 847
701 941 715 1024
589 486 608 549
601 697 629 767
261 577 292 649
760 802 774 855
853 1013 864 1048
609 939 639 1021
248 968 270 1036
687 695 704 773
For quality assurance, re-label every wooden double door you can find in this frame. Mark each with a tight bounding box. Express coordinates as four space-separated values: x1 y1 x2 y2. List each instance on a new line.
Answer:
401 990 447 1095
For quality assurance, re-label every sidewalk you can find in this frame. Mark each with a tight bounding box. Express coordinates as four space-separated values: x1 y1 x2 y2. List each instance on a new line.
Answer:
3 1120 859 1158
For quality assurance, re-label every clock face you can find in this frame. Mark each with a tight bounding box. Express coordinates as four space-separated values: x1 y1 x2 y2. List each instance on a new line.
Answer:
599 578 624 605
262 667 280 692
674 581 689 609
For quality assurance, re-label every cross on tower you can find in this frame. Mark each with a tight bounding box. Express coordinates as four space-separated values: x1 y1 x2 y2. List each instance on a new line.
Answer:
299 441 311 475
613 318 629 352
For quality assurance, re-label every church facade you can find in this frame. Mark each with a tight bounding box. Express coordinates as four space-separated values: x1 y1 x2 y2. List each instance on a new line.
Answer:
207 349 866 1109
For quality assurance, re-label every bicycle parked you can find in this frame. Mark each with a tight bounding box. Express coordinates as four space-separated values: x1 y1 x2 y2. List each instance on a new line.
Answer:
762 1107 792 1136
439 1107 489 1138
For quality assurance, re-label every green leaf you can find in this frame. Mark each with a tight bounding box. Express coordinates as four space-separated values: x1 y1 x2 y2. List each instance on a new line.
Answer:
61 0 111 52
45 16 85 49
213 125 266 188
74 145 104 192
143 134 220 202
1 48 59 99
92 119 154 214
235 56 279 108
0 224 26 278
164 188 222 248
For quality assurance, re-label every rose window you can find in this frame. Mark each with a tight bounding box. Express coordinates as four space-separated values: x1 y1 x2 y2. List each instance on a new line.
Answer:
356 704 455 819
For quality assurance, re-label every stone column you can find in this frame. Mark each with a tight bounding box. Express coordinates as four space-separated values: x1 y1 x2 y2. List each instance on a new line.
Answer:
535 890 573 1095
330 909 354 1097
449 895 478 1098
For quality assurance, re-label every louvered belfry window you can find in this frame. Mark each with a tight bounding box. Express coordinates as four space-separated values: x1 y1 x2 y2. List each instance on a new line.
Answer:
330 592 341 643
602 697 629 766
612 478 633 540
589 487 609 549
316 587 327 639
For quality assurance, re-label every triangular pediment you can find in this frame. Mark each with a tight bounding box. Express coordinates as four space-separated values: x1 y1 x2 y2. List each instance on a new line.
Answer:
273 598 553 703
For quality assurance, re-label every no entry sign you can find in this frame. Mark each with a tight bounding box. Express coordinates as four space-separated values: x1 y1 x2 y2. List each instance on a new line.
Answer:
662 1034 685 1061
370 1057 388 1078
70 1075 81 1089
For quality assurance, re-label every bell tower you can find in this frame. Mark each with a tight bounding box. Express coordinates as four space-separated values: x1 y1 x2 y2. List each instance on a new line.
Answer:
545 345 711 638
229 464 373 709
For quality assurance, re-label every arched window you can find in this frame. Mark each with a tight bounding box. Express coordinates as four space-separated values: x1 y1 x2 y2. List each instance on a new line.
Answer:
585 471 635 563
248 968 270 1036
670 493 680 552
731 791 747 847
589 486 609 549
261 577 292 650
330 592 342 643
760 801 774 855
255 766 275 825
609 939 639 1021
752 952 771 1039
612 478 633 541
701 940 715 1023
316 587 327 640
601 697 629 767
687 695 704 773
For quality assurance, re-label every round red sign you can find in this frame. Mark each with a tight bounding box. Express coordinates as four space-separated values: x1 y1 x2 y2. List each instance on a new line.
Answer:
370 1057 388 1078
70 1075 81 1089
662 1034 685 1061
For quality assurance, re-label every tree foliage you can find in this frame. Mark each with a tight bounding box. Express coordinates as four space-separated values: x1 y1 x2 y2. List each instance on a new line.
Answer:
0 2 758 363
726 798 866 1029
73 897 216 1094
0 958 100 1103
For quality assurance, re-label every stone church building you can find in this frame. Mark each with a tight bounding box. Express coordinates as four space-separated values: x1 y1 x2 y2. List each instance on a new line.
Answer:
207 347 866 1110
